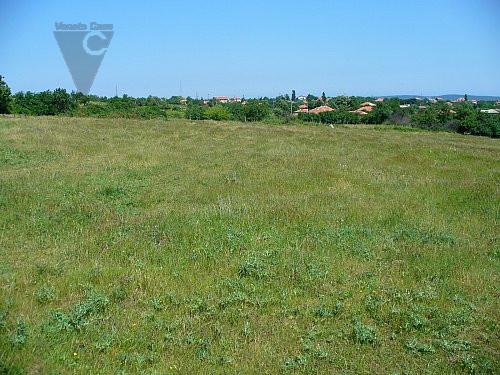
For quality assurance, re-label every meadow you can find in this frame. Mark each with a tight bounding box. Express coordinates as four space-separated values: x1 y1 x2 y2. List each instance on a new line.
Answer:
0 117 498 374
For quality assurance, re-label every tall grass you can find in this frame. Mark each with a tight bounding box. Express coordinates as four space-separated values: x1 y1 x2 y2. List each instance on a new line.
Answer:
0 117 498 374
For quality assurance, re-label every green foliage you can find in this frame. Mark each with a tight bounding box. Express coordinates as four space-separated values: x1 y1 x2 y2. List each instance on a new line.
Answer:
272 98 293 121
411 102 499 137
11 89 76 115
361 103 392 124
243 101 270 122
204 105 231 121
312 301 343 318
0 359 24 375
35 285 56 304
48 291 109 332
237 258 267 279
298 112 321 123
185 103 205 120
227 102 246 121
405 339 436 354
329 95 361 111
453 104 499 137
0 75 12 114
352 321 377 344
9 320 28 347
320 110 361 124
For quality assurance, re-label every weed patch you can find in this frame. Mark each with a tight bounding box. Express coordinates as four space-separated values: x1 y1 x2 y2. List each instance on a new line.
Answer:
47 291 109 332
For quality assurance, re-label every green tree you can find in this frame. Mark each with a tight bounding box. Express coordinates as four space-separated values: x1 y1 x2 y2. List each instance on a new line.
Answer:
244 101 269 122
185 103 206 120
227 103 246 121
331 96 360 111
273 98 294 122
205 105 231 121
0 75 12 114
291 90 296 102
321 92 327 102
51 88 75 114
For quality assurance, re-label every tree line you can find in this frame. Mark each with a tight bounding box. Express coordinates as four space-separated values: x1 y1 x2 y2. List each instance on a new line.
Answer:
0 76 498 137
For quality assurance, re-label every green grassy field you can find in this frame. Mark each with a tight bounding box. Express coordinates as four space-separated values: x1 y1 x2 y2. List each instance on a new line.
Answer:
0 117 498 374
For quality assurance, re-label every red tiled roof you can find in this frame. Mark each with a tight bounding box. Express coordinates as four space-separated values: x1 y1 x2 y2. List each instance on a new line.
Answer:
350 110 367 115
357 106 374 112
309 105 334 114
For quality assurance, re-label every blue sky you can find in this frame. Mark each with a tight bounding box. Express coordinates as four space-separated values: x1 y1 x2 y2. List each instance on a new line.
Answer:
1 0 499 98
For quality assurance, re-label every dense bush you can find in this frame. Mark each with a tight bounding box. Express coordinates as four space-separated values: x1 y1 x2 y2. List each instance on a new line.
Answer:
411 103 453 131
227 103 246 122
11 89 76 115
320 110 361 124
299 111 361 124
0 75 11 114
411 103 499 137
205 106 231 121
8 88 179 119
186 103 206 120
360 105 392 124
243 101 270 122
185 101 270 122
298 112 320 123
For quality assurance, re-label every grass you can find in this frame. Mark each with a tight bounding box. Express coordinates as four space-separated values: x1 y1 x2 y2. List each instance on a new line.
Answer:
0 116 498 374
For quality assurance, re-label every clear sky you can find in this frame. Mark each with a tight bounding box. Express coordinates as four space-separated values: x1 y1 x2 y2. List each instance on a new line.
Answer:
1 0 499 98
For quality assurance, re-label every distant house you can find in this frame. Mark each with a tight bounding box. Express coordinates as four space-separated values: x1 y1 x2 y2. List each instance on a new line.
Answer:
418 105 428 109
180 97 187 105
480 109 500 114
293 104 310 115
375 98 384 102
350 110 366 115
297 95 307 102
348 102 376 115
399 104 411 109
359 105 375 112
213 96 229 103
309 105 335 114
212 96 242 103
351 105 375 115
360 102 376 107
294 108 309 114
